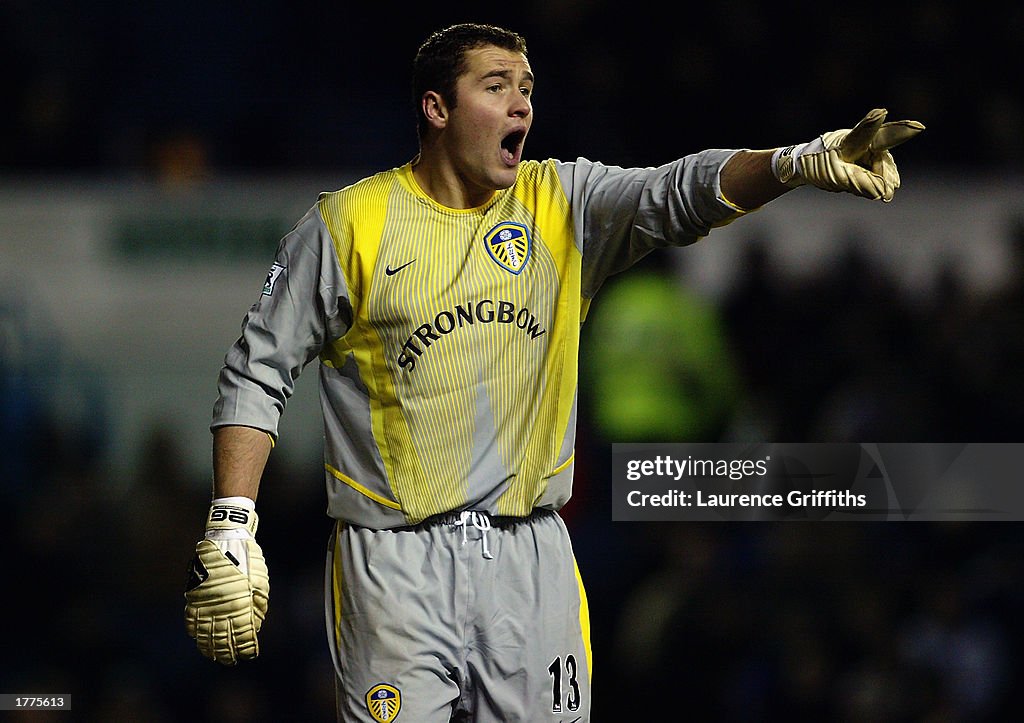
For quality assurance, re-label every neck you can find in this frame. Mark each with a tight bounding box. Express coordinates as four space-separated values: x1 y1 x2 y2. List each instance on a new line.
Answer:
411 148 495 210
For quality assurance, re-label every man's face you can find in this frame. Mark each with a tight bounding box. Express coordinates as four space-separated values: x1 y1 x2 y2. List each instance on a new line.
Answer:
444 45 534 195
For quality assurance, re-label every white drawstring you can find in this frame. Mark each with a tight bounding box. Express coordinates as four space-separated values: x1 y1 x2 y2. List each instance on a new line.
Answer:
450 510 494 560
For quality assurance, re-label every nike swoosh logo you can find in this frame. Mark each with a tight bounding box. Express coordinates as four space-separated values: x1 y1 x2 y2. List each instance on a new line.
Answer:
385 259 416 276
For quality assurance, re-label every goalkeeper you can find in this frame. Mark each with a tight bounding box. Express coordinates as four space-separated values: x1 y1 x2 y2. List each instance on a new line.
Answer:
185 22 923 722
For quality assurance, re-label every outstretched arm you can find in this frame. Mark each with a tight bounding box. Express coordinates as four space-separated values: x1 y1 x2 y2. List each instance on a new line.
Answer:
720 149 790 212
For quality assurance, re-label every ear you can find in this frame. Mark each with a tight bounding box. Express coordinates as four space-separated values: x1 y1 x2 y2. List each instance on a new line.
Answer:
421 91 448 130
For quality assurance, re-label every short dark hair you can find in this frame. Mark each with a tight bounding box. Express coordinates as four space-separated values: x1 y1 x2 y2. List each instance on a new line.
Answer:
412 23 528 138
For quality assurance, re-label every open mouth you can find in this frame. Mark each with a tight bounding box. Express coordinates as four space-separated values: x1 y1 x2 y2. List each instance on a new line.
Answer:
500 130 526 166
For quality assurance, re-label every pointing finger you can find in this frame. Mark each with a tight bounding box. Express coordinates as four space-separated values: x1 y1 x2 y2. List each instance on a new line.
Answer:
839 108 887 163
872 120 926 152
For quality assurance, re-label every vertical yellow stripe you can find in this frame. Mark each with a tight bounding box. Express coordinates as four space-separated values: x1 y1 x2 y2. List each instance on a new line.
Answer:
573 557 592 681
332 525 343 654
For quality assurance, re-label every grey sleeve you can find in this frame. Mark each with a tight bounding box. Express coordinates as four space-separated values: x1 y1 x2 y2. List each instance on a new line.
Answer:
211 203 350 439
555 149 744 297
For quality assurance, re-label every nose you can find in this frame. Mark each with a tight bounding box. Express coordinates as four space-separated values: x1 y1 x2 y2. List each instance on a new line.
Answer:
510 92 531 119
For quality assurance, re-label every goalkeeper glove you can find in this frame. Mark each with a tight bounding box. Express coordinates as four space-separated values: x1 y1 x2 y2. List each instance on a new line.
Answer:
184 496 270 665
772 108 925 202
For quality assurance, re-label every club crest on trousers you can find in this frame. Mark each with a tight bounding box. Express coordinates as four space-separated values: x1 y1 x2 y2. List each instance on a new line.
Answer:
365 683 402 722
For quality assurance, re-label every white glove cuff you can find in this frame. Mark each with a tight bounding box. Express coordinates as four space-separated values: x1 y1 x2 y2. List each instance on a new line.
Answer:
771 141 811 185
205 497 259 539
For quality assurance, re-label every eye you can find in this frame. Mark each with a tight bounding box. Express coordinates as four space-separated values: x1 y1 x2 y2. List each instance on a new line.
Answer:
487 83 503 93
520 86 532 98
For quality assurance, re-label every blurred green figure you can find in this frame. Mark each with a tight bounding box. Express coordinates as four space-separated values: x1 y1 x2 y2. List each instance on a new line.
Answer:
584 255 741 443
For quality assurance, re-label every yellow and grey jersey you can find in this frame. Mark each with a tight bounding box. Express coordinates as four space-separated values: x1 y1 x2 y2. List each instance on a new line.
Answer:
213 151 745 527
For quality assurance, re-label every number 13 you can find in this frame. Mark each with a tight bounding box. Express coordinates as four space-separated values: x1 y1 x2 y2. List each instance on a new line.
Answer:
547 654 581 713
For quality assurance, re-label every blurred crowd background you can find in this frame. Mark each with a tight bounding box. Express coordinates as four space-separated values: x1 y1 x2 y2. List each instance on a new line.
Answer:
2 1 1023 721
3 0 1023 176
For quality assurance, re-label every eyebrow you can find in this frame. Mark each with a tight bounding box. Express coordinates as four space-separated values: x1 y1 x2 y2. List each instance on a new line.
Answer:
481 68 535 85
